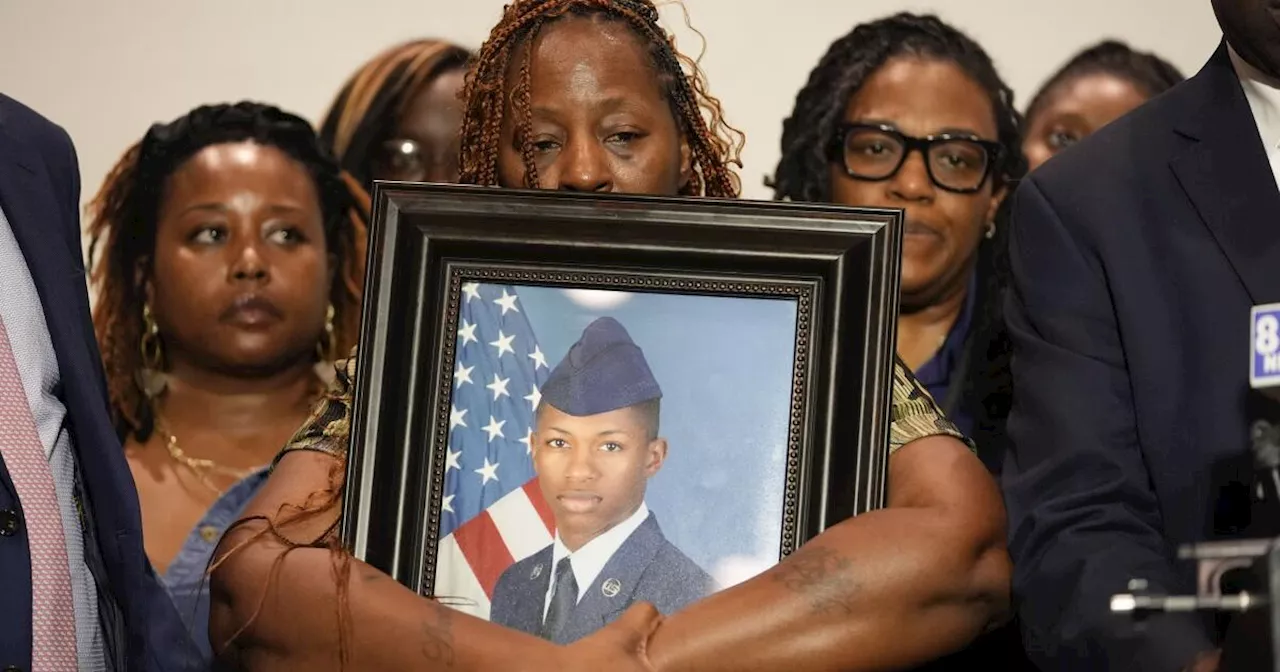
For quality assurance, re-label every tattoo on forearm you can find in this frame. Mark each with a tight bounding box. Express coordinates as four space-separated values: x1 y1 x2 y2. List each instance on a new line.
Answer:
421 606 456 666
773 546 857 616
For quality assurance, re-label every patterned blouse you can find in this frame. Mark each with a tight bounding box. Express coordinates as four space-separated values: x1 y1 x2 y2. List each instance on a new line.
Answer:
277 350 968 463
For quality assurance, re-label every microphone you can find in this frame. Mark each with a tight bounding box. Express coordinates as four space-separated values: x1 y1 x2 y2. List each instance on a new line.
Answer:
1104 306 1280 671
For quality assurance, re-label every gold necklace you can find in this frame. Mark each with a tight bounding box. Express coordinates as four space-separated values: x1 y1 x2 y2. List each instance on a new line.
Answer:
154 413 256 496
147 369 328 495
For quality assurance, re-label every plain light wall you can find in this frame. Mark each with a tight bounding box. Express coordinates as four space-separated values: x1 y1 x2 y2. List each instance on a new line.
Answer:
0 0 1221 207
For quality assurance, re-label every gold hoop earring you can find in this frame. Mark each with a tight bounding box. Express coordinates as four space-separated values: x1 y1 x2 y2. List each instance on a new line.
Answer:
140 304 164 370
136 303 168 398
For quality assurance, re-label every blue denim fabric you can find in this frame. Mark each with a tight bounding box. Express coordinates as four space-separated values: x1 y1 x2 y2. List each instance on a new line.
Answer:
161 468 270 667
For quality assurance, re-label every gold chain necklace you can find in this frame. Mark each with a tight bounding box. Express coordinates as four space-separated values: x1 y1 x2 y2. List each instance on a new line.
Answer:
153 412 256 496
148 370 327 496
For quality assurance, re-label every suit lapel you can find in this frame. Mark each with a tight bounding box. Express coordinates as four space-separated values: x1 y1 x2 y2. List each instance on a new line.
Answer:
559 513 662 643
510 547 553 636
1170 43 1280 305
0 108 142 669
0 123 54 503
0 116 96 370
0 115 113 431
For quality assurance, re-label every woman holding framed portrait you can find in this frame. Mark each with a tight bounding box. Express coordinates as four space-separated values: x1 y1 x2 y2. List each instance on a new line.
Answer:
208 2 1010 670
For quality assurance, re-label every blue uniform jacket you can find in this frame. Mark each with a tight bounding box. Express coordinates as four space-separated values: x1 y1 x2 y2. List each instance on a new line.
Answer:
490 511 714 644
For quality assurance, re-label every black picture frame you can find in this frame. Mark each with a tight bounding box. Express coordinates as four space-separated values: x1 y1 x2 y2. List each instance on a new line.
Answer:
340 182 903 599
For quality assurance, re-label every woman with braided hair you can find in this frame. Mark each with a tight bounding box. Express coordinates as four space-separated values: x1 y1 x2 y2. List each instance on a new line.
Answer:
85 100 368 666
210 3 1008 670
769 13 1033 668
452 0 741 196
772 12 1025 476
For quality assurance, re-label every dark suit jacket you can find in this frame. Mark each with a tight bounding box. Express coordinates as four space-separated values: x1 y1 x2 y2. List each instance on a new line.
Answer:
0 94 199 670
1001 42 1280 671
490 511 715 644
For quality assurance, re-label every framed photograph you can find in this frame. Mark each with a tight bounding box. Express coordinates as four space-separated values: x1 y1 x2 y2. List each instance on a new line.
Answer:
340 183 902 641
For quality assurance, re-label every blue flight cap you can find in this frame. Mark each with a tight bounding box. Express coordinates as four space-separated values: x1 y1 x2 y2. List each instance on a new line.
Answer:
541 317 662 416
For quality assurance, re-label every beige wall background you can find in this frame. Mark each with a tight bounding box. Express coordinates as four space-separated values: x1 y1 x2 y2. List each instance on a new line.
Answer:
0 0 1221 207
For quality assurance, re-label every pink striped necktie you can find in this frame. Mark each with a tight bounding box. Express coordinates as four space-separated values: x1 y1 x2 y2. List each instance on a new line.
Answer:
0 316 77 669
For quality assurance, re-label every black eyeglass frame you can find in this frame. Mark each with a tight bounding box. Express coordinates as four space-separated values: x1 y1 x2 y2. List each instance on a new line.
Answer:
827 122 1005 194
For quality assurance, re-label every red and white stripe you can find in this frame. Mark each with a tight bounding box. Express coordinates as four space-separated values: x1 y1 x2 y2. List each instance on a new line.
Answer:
436 480 556 620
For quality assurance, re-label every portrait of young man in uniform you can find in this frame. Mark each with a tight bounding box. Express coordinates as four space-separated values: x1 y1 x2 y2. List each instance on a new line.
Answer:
489 316 717 643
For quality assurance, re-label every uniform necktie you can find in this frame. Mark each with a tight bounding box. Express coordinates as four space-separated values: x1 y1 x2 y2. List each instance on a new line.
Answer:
0 316 77 669
541 557 578 641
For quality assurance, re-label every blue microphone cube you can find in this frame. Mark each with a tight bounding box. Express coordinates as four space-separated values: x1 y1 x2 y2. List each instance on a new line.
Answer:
1251 303 1280 389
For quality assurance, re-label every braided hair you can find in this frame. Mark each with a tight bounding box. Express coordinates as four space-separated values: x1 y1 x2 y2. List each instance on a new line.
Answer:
457 0 743 197
86 101 370 443
770 12 1025 204
211 8 741 664
769 13 1029 473
319 38 473 190
1025 39 1184 123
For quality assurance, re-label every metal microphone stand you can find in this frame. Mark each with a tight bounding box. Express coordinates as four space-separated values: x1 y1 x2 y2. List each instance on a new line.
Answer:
1111 538 1278 670
1110 421 1280 671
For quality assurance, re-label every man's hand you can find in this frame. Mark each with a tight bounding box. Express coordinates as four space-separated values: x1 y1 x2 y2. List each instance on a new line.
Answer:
554 603 662 671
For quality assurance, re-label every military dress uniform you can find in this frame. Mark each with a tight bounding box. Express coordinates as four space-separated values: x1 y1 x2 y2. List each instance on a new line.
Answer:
491 505 716 644
487 317 717 642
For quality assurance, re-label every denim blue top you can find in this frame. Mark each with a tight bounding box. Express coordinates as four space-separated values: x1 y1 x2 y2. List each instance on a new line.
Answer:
161 467 270 667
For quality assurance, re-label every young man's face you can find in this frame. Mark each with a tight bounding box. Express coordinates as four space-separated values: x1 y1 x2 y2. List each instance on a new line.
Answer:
532 403 667 551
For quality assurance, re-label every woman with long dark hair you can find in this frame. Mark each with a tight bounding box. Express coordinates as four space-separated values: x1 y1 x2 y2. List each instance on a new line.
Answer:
769 13 1033 668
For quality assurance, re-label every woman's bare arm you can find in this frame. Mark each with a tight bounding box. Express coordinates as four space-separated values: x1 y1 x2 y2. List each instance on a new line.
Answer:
208 450 660 671
644 435 1010 672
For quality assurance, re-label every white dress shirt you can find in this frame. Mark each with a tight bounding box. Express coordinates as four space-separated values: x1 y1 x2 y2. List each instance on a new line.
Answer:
1230 44 1280 191
544 502 650 620
0 204 105 670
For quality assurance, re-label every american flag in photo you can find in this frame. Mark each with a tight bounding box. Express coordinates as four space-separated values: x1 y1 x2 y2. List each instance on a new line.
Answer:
435 281 557 618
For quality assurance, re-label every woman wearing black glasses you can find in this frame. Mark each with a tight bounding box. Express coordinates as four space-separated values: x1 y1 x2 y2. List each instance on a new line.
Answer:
770 12 1031 669
771 11 1026 471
